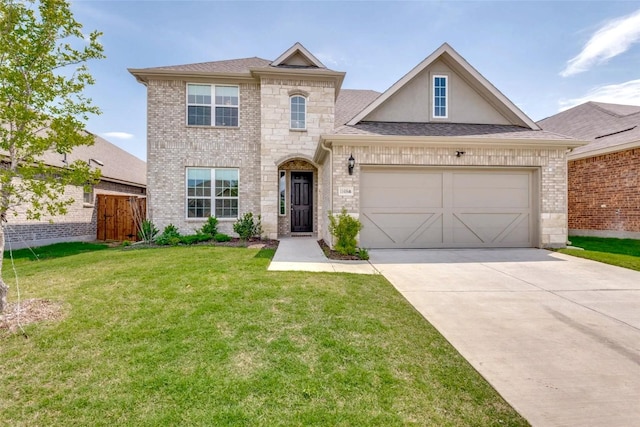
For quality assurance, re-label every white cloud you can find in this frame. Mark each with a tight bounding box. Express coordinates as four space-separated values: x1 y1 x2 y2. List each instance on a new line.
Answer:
101 132 134 140
560 9 640 77
558 79 640 111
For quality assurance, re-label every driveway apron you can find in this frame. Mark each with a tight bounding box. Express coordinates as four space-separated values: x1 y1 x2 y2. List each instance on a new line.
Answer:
370 248 640 427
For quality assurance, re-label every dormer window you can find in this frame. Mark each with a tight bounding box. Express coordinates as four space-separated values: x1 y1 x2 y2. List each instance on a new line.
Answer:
187 84 239 127
290 95 306 130
433 75 448 118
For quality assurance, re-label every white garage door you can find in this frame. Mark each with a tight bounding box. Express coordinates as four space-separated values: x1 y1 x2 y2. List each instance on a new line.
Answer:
360 167 535 248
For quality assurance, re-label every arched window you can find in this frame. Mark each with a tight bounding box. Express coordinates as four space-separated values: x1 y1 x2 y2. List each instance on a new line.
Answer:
290 95 306 130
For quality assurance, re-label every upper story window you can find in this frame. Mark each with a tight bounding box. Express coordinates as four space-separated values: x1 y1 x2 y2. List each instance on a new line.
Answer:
290 95 306 130
187 84 239 127
433 75 448 118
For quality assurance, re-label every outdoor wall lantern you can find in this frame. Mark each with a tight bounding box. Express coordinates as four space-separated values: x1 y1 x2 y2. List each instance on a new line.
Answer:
348 154 355 175
455 150 466 158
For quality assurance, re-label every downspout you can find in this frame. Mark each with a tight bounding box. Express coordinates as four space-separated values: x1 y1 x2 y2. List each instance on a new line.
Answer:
319 140 333 244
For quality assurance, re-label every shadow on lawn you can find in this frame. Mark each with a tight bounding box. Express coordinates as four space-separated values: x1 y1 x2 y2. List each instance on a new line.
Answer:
4 242 109 261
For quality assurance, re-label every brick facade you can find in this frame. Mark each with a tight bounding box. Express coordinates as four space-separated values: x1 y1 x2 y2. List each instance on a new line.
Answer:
5 180 145 249
146 80 261 236
321 143 569 248
568 148 640 238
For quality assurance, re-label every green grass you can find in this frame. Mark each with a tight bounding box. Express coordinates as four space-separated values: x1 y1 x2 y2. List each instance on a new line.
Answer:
559 236 640 271
4 241 109 261
1 245 527 426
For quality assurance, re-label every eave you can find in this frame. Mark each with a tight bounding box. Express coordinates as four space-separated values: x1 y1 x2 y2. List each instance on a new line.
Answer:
568 139 640 161
128 69 258 85
314 133 587 163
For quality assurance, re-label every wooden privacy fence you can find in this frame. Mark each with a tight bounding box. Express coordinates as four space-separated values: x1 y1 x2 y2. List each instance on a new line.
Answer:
97 195 146 242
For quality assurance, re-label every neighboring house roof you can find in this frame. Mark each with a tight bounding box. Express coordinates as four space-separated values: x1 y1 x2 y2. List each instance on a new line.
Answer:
334 89 381 128
347 43 540 130
538 101 640 160
41 133 146 188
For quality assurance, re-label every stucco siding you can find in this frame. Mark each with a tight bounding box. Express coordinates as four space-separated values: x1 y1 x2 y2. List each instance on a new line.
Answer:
364 59 511 125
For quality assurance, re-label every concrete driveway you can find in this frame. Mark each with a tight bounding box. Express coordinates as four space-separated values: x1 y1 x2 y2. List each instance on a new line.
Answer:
370 248 640 427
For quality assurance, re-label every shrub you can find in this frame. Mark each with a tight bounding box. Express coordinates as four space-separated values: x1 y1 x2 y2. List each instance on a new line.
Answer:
180 233 212 245
233 212 262 241
138 220 158 244
328 208 363 256
214 233 232 242
155 224 181 246
357 247 370 260
200 216 218 236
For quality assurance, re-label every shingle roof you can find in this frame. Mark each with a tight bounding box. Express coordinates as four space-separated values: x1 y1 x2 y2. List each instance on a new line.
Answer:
40 134 146 187
134 57 272 74
538 101 640 156
332 122 575 140
334 89 380 128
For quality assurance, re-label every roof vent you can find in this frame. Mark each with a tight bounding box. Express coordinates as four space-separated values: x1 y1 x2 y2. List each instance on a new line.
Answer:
595 125 637 139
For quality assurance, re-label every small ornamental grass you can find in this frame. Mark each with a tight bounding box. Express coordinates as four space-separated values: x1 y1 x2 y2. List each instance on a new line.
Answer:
0 245 527 426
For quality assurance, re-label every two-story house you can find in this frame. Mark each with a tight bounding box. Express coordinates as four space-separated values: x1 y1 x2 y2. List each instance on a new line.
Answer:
129 42 583 249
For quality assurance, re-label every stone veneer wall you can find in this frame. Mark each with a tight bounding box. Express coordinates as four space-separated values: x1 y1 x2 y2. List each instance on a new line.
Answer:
5 180 145 249
260 78 335 239
326 143 569 248
146 80 261 236
568 148 640 239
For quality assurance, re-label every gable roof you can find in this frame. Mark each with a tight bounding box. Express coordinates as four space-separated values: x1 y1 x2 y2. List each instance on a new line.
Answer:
335 89 381 128
346 43 539 130
40 133 146 187
271 42 326 68
538 101 640 159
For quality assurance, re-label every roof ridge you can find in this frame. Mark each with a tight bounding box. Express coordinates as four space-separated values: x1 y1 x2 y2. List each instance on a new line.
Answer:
588 101 626 118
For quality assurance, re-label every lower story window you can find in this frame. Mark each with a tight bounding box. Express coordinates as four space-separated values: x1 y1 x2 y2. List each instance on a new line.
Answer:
186 168 239 219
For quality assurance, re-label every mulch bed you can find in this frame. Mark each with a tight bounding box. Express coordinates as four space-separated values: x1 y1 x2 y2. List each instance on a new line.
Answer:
1 299 67 338
126 238 280 250
317 239 362 261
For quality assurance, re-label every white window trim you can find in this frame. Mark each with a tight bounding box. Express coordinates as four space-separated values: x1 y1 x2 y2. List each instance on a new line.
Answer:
185 167 240 220
279 170 287 216
186 83 240 127
432 74 448 119
289 95 307 130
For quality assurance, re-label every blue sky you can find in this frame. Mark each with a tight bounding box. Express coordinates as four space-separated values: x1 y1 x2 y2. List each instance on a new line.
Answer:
68 1 640 160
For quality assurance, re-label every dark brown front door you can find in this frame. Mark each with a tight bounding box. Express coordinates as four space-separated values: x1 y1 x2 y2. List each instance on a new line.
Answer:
291 172 312 232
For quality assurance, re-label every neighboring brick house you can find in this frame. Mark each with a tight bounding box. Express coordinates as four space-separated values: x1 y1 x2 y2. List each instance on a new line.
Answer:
130 42 583 249
539 102 640 239
5 133 147 249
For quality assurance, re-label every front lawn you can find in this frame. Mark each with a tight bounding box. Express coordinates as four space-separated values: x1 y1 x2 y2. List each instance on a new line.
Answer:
559 236 640 271
1 245 527 426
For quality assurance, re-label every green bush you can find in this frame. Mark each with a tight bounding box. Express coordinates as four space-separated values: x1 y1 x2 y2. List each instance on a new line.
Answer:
233 212 262 241
138 220 158 244
357 247 370 260
328 208 363 256
180 233 212 245
214 233 232 242
200 216 218 236
155 224 181 246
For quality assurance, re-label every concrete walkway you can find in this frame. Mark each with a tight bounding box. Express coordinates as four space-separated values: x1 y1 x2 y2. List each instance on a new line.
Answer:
268 237 377 274
370 248 640 427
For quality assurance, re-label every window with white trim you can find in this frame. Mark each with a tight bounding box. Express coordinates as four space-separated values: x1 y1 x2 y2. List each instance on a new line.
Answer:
433 75 448 118
290 95 306 130
187 84 239 127
186 168 239 219
279 171 286 216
